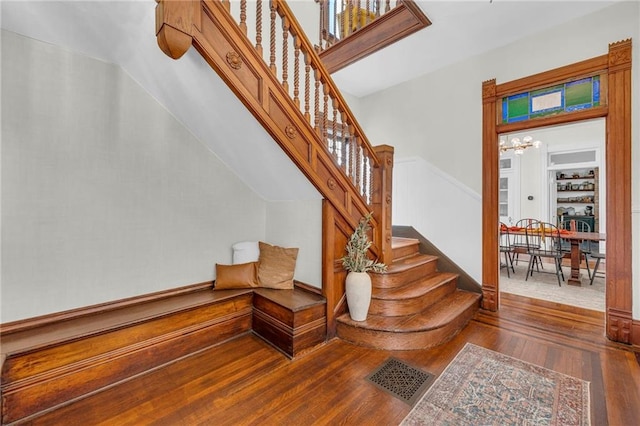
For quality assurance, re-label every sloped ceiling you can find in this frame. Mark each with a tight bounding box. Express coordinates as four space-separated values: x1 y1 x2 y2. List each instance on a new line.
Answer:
1 0 321 202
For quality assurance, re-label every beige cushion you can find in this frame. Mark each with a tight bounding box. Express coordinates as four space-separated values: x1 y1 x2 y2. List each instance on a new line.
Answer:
214 262 259 290
257 241 298 289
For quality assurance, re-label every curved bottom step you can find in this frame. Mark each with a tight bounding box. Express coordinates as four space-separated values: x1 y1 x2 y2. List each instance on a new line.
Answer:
337 290 481 350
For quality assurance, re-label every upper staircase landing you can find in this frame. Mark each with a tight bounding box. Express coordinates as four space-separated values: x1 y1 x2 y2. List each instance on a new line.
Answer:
336 237 481 350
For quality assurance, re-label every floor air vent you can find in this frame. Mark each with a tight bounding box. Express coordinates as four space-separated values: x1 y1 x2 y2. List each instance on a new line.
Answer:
365 357 434 405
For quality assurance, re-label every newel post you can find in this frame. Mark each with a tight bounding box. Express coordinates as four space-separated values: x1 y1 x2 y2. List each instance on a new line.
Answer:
372 145 394 266
155 0 196 59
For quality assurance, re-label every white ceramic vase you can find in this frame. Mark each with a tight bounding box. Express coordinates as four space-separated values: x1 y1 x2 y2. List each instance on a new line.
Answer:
345 271 372 321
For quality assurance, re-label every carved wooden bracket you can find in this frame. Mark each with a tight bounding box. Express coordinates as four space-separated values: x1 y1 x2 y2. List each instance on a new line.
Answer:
156 0 194 59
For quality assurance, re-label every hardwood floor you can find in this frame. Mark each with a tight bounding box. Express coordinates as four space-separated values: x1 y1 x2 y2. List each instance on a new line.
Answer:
26 293 640 425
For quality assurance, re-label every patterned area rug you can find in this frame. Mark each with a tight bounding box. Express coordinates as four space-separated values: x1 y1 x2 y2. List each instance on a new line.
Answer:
401 343 591 426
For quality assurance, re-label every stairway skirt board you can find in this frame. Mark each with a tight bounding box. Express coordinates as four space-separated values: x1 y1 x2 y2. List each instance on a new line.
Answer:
337 237 481 350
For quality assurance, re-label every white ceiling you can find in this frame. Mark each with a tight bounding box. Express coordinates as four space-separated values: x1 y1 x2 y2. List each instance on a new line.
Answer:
333 0 620 97
0 0 620 200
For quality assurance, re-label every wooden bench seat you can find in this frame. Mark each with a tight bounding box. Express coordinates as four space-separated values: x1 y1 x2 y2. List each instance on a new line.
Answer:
253 287 327 357
0 283 326 425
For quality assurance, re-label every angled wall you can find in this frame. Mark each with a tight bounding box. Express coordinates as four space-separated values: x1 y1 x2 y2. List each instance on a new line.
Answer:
1 31 270 321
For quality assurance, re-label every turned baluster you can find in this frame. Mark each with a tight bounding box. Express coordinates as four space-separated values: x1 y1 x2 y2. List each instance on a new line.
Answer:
293 35 301 109
256 0 263 57
269 1 277 75
304 51 311 122
282 16 290 94
239 0 247 34
340 112 348 172
314 70 321 136
332 100 338 159
385 0 391 13
318 0 325 50
322 83 329 147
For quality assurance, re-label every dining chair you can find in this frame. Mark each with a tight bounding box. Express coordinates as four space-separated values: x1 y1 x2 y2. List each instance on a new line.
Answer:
499 222 515 277
589 250 606 285
524 222 565 286
558 218 592 279
512 218 543 270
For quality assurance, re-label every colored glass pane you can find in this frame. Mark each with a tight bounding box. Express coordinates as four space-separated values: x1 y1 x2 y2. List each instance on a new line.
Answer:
501 76 602 123
566 78 592 108
505 93 529 122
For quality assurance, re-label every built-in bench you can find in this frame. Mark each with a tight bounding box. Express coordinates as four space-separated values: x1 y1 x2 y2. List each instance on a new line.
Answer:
0 282 326 425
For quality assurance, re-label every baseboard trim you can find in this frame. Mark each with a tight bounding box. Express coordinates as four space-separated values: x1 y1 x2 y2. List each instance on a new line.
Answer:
632 319 640 348
0 281 213 336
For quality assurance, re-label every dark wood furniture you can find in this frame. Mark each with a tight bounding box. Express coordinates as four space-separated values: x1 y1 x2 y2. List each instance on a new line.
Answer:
563 231 606 286
0 283 326 425
508 228 605 286
252 287 327 357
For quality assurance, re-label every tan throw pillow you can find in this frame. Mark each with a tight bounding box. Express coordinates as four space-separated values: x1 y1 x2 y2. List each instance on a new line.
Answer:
257 241 298 289
214 262 259 290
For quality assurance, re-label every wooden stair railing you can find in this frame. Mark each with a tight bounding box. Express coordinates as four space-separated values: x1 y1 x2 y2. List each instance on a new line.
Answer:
317 0 431 73
155 0 393 335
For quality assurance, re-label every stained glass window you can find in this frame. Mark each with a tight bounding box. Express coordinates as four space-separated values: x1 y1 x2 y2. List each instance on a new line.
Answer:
502 76 601 123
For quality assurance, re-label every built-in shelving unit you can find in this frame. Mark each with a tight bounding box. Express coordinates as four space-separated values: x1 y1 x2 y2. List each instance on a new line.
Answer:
555 167 598 230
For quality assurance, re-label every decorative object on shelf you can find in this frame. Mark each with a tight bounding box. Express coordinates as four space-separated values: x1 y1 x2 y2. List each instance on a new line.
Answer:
341 213 387 321
499 135 541 155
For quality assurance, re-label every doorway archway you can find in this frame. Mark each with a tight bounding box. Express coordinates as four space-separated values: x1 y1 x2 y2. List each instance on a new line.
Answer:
481 39 633 344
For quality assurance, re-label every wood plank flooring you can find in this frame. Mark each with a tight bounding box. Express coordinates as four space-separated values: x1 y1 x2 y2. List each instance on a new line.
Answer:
25 293 640 425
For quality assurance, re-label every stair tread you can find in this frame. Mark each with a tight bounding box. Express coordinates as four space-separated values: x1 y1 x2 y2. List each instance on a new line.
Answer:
391 237 419 249
378 253 438 274
373 272 458 300
340 290 480 332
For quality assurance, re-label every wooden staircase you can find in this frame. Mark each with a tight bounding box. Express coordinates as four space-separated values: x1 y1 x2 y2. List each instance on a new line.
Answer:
336 237 481 350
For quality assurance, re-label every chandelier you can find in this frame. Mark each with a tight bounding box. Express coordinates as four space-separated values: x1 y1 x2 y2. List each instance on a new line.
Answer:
499 135 541 155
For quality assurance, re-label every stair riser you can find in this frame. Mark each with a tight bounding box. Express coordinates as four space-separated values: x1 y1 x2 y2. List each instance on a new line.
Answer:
337 298 480 350
392 243 420 261
371 260 438 289
369 279 457 317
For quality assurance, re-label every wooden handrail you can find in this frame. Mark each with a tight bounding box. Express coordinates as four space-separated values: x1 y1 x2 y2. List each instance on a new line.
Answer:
274 0 380 168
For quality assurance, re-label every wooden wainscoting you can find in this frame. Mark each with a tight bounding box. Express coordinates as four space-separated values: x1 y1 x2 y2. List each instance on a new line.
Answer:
16 293 640 425
0 282 326 424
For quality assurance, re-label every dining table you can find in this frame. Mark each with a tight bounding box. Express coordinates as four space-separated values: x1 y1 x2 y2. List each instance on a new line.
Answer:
562 231 606 285
505 227 605 286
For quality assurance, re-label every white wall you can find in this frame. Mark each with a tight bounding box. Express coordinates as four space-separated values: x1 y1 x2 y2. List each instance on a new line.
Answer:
266 199 323 288
393 157 482 281
510 119 606 223
358 2 640 318
1 31 322 322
